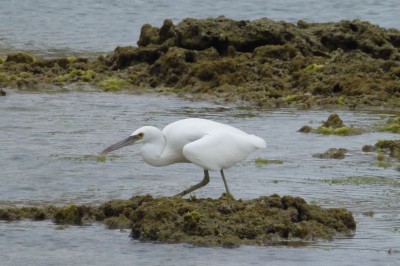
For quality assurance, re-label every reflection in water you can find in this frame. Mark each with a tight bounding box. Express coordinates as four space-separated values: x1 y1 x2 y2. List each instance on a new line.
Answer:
0 91 400 265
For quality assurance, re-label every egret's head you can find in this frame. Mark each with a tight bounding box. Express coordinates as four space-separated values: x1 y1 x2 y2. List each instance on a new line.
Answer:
99 126 159 156
99 130 144 156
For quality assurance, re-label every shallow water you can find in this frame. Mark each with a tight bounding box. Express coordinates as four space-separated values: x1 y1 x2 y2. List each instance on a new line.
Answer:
0 0 399 57
0 91 400 265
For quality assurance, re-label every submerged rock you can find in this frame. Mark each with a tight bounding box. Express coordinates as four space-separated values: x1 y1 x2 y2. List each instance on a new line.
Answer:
313 148 348 159
0 194 356 247
379 117 400 133
376 140 400 159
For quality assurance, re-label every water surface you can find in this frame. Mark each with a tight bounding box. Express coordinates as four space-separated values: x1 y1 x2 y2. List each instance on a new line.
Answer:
1 91 399 265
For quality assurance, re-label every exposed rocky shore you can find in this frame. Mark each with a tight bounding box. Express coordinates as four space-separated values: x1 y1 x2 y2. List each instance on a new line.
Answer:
1 16 400 109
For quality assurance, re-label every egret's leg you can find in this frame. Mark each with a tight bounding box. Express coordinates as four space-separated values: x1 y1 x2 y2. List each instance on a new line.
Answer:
174 170 210 197
220 170 235 199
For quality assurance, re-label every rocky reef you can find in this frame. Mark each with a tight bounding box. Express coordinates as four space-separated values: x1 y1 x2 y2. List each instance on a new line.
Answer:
1 17 400 109
0 194 356 247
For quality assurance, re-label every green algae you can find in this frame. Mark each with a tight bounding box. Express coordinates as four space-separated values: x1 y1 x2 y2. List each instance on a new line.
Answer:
283 94 298 102
255 157 284 165
379 117 400 133
56 154 113 163
98 77 130 92
322 176 400 187
316 126 364 136
67 56 78 64
57 69 96 82
304 63 324 71
337 96 346 106
0 194 355 247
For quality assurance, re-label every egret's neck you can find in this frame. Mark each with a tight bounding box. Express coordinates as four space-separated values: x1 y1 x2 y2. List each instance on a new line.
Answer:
140 128 168 167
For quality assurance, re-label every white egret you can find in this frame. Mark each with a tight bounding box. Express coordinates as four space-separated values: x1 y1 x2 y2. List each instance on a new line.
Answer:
100 118 266 198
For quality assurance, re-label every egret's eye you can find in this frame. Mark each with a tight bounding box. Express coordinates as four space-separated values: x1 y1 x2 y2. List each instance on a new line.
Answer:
138 132 144 138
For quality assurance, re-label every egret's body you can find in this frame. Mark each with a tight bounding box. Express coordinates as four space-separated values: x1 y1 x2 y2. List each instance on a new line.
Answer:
100 118 266 198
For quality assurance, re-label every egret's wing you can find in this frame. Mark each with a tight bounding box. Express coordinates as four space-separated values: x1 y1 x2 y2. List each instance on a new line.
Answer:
182 132 265 171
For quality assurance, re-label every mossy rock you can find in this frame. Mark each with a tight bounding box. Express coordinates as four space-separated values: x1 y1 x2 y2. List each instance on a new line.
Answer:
6 52 36 64
128 194 355 246
299 114 364 136
104 214 132 229
379 117 400 133
323 114 345 128
53 204 93 225
313 148 347 159
0 194 356 247
376 140 400 159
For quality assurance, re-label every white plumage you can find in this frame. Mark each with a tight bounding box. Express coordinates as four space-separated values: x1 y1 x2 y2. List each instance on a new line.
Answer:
100 118 266 198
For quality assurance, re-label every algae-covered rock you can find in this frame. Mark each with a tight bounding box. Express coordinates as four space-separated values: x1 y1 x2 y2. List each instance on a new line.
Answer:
104 214 132 229
128 194 355 246
323 114 345 128
376 140 400 159
0 207 48 221
1 17 400 109
313 148 348 159
299 114 364 136
0 194 356 247
379 117 400 133
6 52 36 64
53 204 94 225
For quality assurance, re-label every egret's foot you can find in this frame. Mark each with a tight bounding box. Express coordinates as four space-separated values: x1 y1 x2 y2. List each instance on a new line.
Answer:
174 170 210 198
227 193 236 200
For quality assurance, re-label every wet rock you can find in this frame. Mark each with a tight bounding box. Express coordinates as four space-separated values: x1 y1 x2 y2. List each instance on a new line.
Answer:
6 52 35 64
298 125 312 133
313 148 348 159
0 88 5 96
362 145 376 152
319 20 398 59
107 46 162 70
323 114 345 128
0 194 356 247
376 140 400 159
1 17 400 109
379 117 400 133
128 195 355 246
53 204 94 225
299 114 364 135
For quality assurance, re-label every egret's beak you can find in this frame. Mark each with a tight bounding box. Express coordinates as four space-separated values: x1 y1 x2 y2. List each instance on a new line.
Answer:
100 135 140 156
